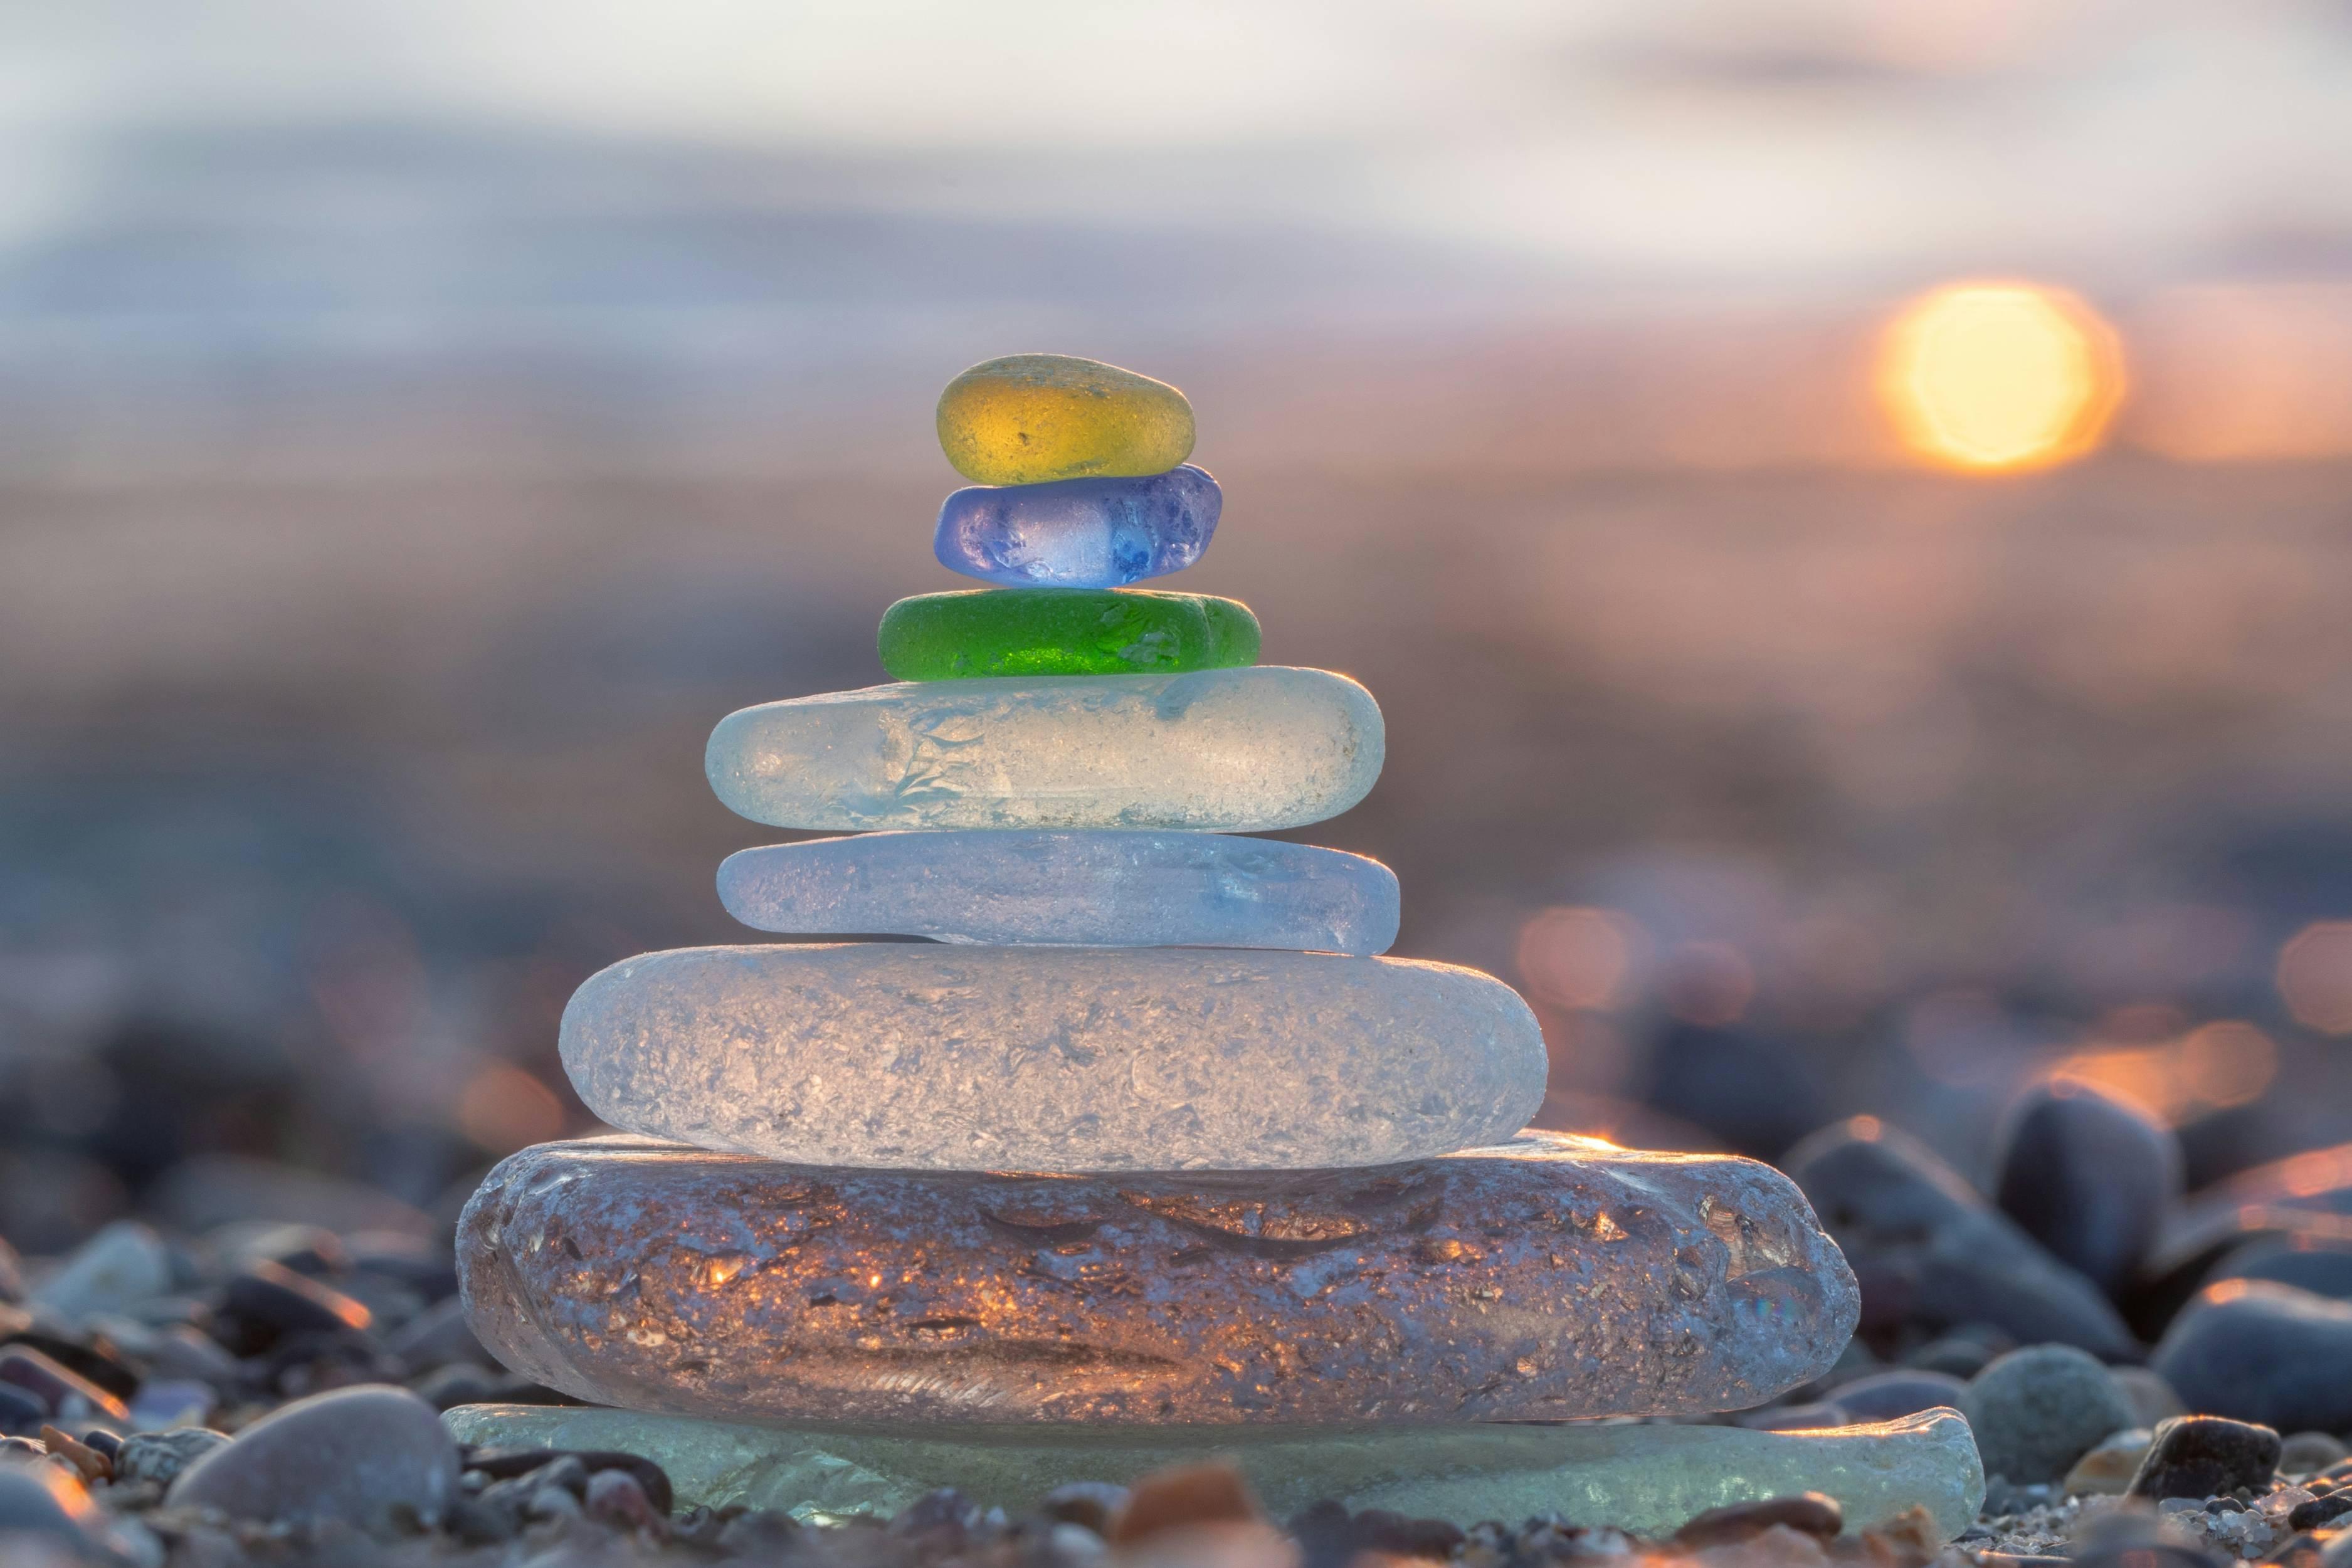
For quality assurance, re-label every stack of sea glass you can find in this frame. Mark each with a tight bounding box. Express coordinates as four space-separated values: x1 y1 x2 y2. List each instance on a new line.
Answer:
450 356 1982 1534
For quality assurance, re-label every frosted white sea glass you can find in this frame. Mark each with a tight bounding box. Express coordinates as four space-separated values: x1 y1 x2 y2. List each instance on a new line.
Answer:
704 667 1382 832
558 944 1544 1171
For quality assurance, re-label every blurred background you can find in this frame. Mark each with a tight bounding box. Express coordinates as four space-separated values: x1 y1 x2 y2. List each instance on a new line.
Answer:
6 0 2352 1253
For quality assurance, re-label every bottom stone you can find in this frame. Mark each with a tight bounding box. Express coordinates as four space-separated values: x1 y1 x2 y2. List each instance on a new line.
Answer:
442 1403 1983 1541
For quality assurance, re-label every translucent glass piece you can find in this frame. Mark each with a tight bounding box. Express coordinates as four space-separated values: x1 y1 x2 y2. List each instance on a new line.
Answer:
934 466 1220 589
559 945 1541 1170
877 589 1257 680
705 668 1382 833
716 831 1398 954
444 1403 1983 1541
457 1134 1862 1426
936 354 1193 486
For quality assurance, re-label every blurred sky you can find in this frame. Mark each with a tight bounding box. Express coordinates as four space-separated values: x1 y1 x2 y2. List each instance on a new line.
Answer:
8 0 2352 289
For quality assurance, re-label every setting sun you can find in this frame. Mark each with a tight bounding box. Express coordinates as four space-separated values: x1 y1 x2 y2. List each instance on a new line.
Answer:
1877 282 2124 471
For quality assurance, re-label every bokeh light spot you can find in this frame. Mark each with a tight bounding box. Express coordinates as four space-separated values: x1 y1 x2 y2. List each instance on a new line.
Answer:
2279 921 2352 1034
1877 282 2124 471
2052 1018 2277 1125
457 1063 567 1153
1516 906 1644 1011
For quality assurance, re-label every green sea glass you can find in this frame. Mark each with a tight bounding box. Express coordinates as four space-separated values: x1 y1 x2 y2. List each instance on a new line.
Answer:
441 1404 1985 1539
878 589 1258 679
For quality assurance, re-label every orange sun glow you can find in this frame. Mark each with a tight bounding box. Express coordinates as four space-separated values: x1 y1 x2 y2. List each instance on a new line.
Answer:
1877 282 2125 471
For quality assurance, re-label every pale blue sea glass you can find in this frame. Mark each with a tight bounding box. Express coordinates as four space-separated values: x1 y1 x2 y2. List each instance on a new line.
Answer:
934 465 1221 587
716 831 1399 954
705 667 1383 832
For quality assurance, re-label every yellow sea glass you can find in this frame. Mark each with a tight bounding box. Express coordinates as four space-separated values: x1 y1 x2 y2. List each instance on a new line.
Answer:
936 354 1194 485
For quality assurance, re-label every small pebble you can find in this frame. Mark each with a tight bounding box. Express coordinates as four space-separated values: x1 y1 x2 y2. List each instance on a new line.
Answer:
1040 1520 1112 1567
0 1383 47 1435
218 1257 372 1348
34 1426 108 1485
384 1295 485 1372
2131 1416 2284 1502
1673 1493 1843 1547
2282 1432 2350 1475
583 1468 658 1532
1785 1120 2136 1359
1833 1371 1971 1420
165 1382 459 1533
2066 1428 2154 1497
409 1361 503 1411
0 1462 103 1555
2207 1238 2352 1303
1108 1461 1262 1546
1993 1076 2181 1295
0 1347 129 1424
141 1325 240 1386
115 1427 228 1488
525 1481 581 1520
2154 1282 2352 1434
1351 1507 1465 1560
889 1486 982 1545
2112 1366 2188 1429
27 1221 172 1322
445 1494 517 1545
2289 1494 2352 1532
1964 1344 2138 1483
715 1508 803 1556
460 1446 674 1514
126 1378 216 1431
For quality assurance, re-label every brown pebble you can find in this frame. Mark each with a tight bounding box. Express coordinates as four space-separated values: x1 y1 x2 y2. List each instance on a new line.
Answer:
1856 1503 1944 1564
1687 1523 1832 1568
1109 1462 1264 1547
36 1425 110 1486
1674 1492 1844 1548
584 1468 660 1534
1120 1520 1299 1568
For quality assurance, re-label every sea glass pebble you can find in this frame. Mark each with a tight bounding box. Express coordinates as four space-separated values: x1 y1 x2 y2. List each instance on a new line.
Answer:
705 667 1382 833
559 945 1539 1169
877 588 1259 680
456 1133 1860 1426
937 354 1194 486
445 1403 1983 1541
934 465 1221 589
716 831 1399 953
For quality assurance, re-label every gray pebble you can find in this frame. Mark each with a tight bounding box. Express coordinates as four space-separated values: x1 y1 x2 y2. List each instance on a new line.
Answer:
2282 1432 2350 1475
1964 1344 2136 1483
28 1221 173 1323
113 1428 228 1489
0 1462 102 1554
165 1382 458 1533
2112 1366 2186 1429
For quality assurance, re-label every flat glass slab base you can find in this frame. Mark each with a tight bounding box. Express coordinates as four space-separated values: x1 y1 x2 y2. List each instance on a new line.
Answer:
442 1403 1983 1540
